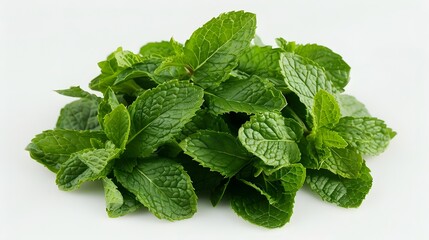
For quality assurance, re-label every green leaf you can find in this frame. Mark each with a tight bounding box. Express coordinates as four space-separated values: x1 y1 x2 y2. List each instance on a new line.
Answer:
139 41 176 58
231 183 295 228
55 86 97 99
177 109 229 141
337 94 371 117
183 11 256 88
97 87 120 129
238 175 284 204
316 128 348 149
115 157 197 221
210 178 230 207
321 147 363 179
26 130 106 172
205 76 286 115
113 59 159 86
313 89 341 129
180 130 251 177
56 98 100 130
293 43 351 91
266 164 306 194
237 46 287 89
78 146 120 174
306 163 373 208
238 112 302 167
280 52 333 110
334 117 396 156
126 80 204 157
102 177 141 218
104 104 131 150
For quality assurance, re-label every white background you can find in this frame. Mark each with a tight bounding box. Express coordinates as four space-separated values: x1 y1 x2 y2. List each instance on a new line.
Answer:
1 0 428 239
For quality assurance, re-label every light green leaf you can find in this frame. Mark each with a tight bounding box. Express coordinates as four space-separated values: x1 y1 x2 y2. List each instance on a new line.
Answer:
115 157 197 220
316 128 348 149
114 59 160 86
237 46 287 89
337 94 371 117
180 130 251 177
280 52 333 110
56 98 100 130
266 164 306 194
334 117 396 155
55 86 97 99
293 43 351 91
183 11 256 88
26 130 106 172
104 104 130 150
313 89 341 129
139 41 176 58
321 147 363 179
78 147 120 174
238 112 302 167
102 177 142 218
231 184 295 228
177 109 229 141
126 80 204 157
115 50 143 68
205 76 286 114
306 163 372 208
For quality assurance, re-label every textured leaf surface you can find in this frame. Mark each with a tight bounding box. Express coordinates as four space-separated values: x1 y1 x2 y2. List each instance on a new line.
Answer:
316 128 348 149
139 41 176 58
180 130 251 177
238 112 302 167
294 44 350 91
313 89 341 129
26 130 106 172
102 178 141 218
177 109 229 141
205 76 286 114
321 147 363 179
337 94 371 117
266 164 306 194
115 158 197 220
307 163 372 208
231 184 295 228
183 11 256 88
104 104 130 150
334 117 396 155
237 46 286 88
280 52 333 109
126 80 204 157
56 98 100 130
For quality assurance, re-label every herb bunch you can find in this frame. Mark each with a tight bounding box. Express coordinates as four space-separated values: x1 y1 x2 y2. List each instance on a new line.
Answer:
27 11 395 228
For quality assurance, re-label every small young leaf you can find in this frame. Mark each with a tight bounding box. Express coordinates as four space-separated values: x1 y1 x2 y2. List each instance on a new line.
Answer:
313 89 341 129
337 94 371 117
104 104 130 150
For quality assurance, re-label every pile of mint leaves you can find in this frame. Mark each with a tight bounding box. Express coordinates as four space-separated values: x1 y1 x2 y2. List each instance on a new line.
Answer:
26 11 396 228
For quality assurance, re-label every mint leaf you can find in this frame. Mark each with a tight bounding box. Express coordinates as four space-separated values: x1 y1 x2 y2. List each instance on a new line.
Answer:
238 112 302 167
26 130 106 172
180 130 251 177
312 89 341 129
102 177 141 218
231 183 295 228
183 11 256 88
337 94 371 117
321 147 363 179
115 157 197 220
280 52 333 110
104 104 130 150
316 128 348 149
266 164 306 194
56 98 100 130
306 163 372 208
210 178 230 207
205 76 286 114
293 43 350 92
113 59 160 86
237 46 287 89
126 80 204 157
55 86 98 99
139 41 176 58
177 109 229 141
334 117 396 155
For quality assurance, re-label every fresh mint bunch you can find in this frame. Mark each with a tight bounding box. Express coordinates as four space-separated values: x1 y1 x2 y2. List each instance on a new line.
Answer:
26 11 396 228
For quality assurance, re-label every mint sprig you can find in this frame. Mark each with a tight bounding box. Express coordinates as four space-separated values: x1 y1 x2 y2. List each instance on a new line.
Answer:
26 11 396 228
